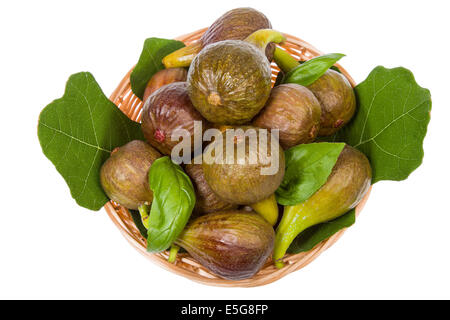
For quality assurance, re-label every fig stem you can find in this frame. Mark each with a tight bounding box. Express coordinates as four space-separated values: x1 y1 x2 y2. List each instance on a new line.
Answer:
138 204 150 230
162 41 203 68
168 245 180 263
250 194 279 226
274 259 285 269
245 29 285 52
273 47 300 73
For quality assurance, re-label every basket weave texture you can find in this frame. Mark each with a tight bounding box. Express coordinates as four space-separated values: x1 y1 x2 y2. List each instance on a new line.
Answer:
105 28 371 287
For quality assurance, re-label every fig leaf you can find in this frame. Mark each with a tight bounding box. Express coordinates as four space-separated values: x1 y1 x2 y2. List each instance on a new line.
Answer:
329 66 432 183
38 72 144 211
287 209 355 254
130 38 185 100
147 157 195 252
276 143 345 206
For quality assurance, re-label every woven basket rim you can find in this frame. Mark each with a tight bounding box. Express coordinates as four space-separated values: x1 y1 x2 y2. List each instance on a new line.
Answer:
105 28 369 287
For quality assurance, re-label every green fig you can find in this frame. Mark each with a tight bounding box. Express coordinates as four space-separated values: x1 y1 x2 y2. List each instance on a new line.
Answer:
307 69 356 136
163 7 273 68
252 83 322 149
250 194 279 226
202 126 284 224
175 211 275 280
187 30 285 124
273 145 372 268
202 126 285 205
100 140 161 210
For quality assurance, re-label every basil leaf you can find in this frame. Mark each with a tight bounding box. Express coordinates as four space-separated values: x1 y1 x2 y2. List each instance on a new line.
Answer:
276 143 346 206
38 72 144 211
130 38 185 100
283 53 345 86
275 62 342 87
329 66 432 183
287 209 355 254
147 157 195 252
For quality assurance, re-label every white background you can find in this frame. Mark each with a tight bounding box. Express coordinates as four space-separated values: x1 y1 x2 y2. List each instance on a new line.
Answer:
1 0 448 299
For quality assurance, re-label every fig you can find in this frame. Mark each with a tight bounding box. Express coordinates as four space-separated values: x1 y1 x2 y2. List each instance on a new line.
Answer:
100 140 161 210
163 7 274 68
202 126 284 224
307 69 356 136
141 82 209 155
142 68 187 103
187 30 284 124
175 211 275 280
252 83 322 149
185 159 237 215
248 194 280 226
273 145 372 268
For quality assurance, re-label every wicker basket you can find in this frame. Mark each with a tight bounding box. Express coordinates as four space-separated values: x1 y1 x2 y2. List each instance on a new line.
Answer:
105 28 371 287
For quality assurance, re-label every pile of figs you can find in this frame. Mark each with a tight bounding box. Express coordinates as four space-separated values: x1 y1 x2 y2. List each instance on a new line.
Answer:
99 8 371 280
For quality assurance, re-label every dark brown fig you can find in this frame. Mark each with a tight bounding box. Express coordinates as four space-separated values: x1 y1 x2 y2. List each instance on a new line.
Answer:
163 7 274 68
141 82 209 155
175 211 275 280
307 69 356 136
142 68 187 103
252 83 322 149
185 159 237 215
202 126 285 205
100 140 161 210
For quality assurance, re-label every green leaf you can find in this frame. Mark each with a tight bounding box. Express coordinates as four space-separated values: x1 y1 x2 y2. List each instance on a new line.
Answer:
276 143 346 206
275 64 342 88
147 157 195 252
330 66 432 183
274 70 285 87
130 38 185 100
130 210 148 239
287 209 355 254
330 65 342 73
130 209 187 253
37 72 144 211
283 53 345 86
